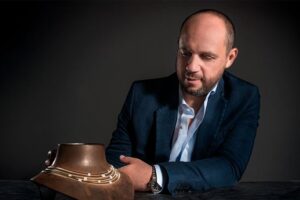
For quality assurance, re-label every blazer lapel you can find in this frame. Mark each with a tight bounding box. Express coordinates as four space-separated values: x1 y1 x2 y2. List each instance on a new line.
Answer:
155 106 178 162
192 78 228 159
154 74 179 162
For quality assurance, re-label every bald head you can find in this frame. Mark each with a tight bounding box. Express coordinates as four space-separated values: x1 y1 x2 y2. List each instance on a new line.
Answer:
179 9 235 53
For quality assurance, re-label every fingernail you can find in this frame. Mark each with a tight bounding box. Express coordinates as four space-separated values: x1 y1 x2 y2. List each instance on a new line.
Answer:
120 155 125 159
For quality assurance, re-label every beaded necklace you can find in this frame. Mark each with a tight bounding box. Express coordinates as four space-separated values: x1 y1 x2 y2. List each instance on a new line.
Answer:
43 165 120 184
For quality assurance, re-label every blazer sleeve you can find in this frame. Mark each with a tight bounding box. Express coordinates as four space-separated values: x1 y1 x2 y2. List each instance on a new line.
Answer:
105 83 135 168
159 87 260 194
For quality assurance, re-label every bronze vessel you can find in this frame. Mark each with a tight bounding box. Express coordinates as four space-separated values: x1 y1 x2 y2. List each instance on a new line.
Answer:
31 143 134 200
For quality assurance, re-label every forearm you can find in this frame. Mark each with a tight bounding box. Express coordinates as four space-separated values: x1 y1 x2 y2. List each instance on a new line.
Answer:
158 120 259 194
159 156 238 194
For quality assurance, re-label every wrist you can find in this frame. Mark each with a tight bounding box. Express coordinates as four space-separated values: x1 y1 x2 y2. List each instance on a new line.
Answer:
147 165 162 194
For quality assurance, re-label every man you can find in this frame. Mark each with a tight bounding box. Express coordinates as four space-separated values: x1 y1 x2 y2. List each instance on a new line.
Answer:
106 9 260 194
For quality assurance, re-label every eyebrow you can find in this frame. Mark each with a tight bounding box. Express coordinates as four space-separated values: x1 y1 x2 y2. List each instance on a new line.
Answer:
179 47 218 58
200 51 218 58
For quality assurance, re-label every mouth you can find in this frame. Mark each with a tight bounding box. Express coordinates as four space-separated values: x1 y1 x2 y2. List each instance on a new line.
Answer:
186 77 198 81
185 75 200 82
185 78 201 87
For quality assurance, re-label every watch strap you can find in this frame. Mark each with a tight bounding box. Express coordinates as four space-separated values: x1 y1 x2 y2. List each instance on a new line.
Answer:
147 165 162 194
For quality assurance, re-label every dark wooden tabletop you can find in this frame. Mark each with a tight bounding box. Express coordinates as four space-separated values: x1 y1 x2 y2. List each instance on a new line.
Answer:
0 180 300 199
135 181 300 199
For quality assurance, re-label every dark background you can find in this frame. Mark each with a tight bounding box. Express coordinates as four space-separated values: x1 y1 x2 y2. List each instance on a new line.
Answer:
1 0 299 182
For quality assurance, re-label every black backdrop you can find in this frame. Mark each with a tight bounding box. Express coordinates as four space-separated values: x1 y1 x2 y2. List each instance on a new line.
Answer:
1 0 300 182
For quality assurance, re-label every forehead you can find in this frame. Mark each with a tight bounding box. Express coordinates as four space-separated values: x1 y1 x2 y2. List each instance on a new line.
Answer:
179 13 227 51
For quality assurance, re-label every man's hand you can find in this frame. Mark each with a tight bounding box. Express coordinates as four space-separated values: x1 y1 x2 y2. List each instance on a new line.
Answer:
119 155 152 192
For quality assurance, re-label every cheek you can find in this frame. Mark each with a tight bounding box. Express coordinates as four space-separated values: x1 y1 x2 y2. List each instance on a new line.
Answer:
202 63 224 80
176 57 185 72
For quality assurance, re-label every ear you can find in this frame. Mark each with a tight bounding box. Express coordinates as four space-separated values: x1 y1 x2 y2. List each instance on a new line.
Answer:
225 48 238 69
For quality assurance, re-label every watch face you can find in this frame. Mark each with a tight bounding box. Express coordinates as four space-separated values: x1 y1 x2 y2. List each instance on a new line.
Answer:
151 182 162 193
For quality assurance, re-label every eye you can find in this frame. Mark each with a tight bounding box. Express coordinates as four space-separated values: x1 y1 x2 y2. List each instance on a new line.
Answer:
200 53 215 61
179 49 191 58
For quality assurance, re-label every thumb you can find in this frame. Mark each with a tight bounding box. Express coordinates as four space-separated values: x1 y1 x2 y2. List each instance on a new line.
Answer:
119 155 134 164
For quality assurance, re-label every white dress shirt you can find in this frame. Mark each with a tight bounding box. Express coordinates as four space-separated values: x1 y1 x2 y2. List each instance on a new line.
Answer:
154 83 218 190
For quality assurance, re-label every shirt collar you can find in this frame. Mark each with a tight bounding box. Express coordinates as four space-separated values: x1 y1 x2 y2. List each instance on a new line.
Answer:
178 81 219 113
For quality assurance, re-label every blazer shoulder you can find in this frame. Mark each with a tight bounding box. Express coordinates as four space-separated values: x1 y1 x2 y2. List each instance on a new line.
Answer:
130 73 178 95
223 71 259 96
132 73 177 88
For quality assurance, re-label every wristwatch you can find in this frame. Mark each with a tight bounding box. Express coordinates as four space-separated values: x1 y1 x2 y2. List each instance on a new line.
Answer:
147 165 162 194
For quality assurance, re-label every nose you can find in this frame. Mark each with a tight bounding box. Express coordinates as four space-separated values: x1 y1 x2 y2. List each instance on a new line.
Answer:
185 54 200 73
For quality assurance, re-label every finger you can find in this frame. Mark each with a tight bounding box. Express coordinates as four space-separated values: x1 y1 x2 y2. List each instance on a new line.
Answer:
118 166 126 173
119 155 134 164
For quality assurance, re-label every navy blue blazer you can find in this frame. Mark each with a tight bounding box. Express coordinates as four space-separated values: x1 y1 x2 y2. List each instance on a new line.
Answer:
106 71 260 194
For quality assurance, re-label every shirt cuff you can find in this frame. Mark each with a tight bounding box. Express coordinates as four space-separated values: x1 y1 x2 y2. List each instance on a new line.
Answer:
154 164 163 189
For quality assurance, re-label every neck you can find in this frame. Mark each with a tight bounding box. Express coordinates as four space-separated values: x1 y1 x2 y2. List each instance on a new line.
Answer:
182 92 206 112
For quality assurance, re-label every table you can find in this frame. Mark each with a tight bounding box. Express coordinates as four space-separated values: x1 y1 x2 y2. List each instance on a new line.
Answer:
136 181 300 199
0 180 300 199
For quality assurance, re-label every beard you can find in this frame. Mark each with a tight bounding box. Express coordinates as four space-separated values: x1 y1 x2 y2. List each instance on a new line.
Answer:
182 84 209 97
179 72 220 97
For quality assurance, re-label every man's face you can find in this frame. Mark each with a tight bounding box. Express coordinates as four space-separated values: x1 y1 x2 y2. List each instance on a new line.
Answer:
176 13 237 97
